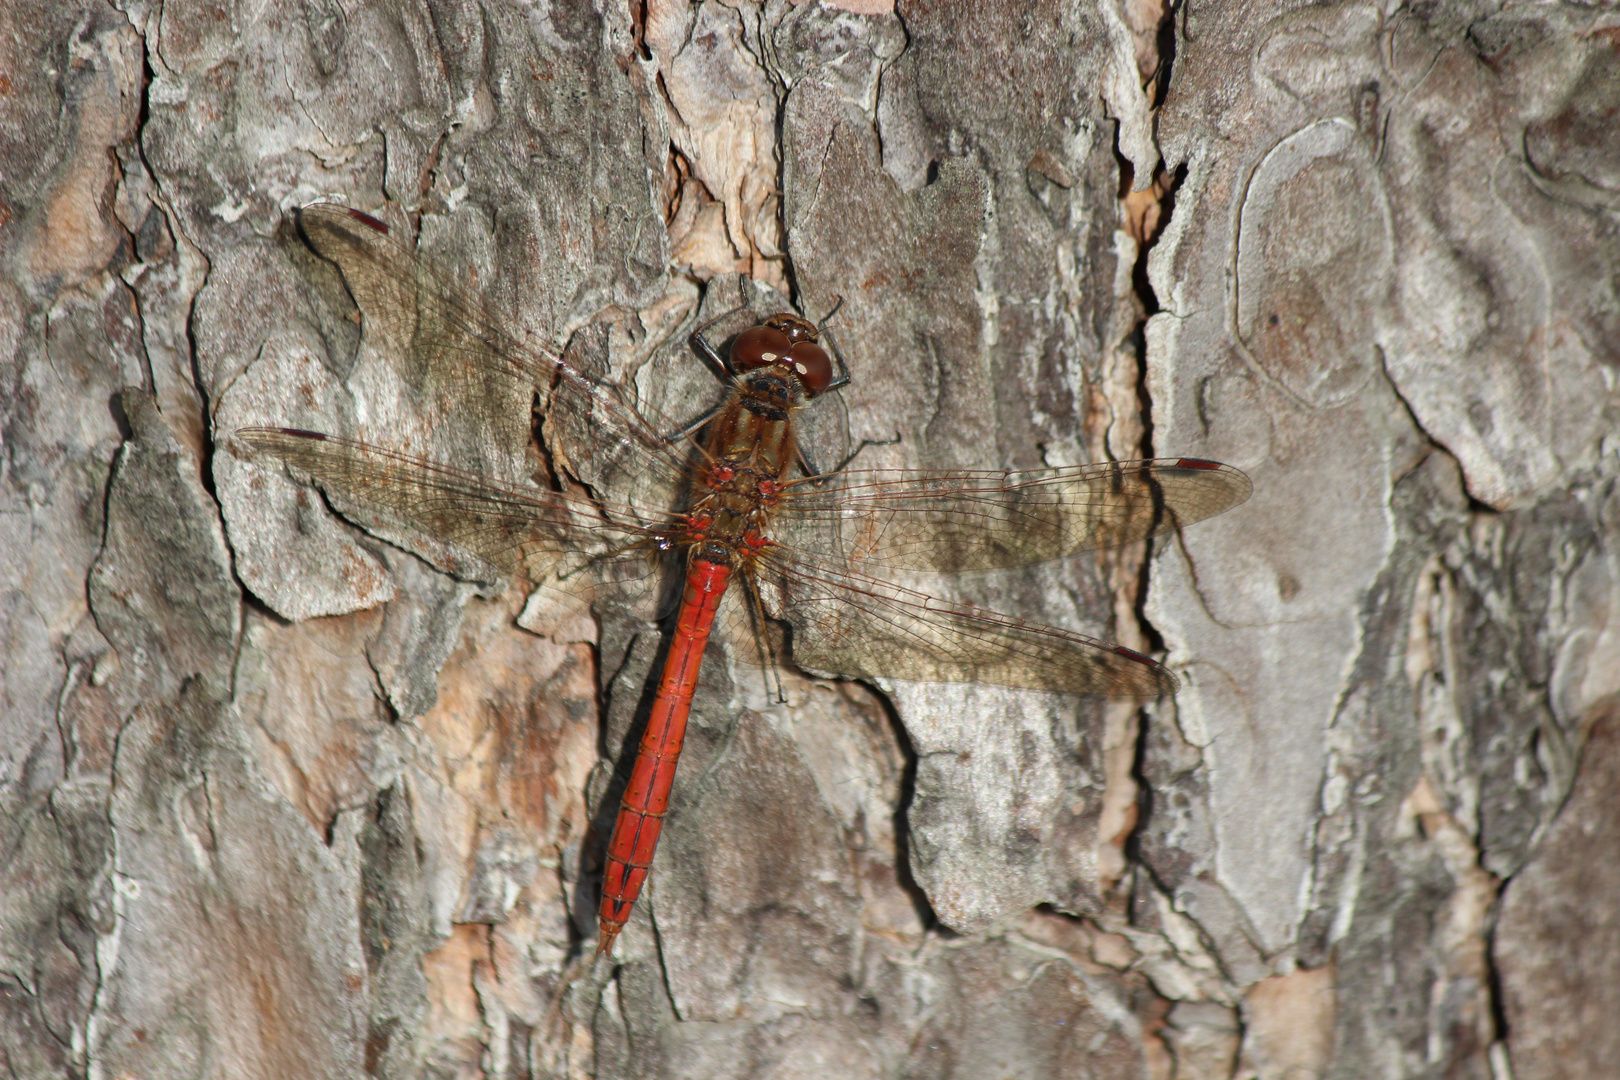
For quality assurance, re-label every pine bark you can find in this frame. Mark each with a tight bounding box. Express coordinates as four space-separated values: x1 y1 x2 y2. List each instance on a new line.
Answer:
2 1 1616 1078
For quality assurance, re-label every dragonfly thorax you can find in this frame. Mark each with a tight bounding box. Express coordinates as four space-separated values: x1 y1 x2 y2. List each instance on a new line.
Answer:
683 385 798 570
684 486 781 569
704 390 798 481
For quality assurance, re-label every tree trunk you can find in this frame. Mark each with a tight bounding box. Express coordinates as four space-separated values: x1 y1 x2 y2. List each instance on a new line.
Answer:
3 1 1615 1078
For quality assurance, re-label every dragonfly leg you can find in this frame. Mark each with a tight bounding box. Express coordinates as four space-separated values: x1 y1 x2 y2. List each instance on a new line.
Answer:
739 570 788 705
667 283 756 443
798 431 904 483
690 282 754 378
662 401 726 445
816 298 854 392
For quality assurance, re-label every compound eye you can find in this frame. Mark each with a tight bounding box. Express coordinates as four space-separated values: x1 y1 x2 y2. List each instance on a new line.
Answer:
787 341 834 396
731 325 793 371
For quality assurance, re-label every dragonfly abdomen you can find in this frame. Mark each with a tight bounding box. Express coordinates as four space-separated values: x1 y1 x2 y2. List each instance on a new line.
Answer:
596 558 733 955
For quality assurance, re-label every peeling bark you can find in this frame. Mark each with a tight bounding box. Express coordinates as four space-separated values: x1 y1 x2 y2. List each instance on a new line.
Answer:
2 1 1616 1078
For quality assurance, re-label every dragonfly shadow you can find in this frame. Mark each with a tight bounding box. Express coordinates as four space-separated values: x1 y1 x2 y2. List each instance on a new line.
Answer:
869 684 945 937
578 625 663 953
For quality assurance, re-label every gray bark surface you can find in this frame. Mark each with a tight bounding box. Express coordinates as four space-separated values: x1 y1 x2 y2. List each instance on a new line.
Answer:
2 1 1615 1078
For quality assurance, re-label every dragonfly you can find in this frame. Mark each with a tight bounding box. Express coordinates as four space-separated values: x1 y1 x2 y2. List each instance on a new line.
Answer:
236 202 1252 957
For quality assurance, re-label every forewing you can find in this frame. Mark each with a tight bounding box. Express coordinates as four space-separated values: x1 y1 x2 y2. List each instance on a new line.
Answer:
296 203 692 500
772 458 1252 573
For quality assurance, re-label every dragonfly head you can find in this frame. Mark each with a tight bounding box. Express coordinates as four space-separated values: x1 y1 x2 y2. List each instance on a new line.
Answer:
731 314 833 398
764 312 818 343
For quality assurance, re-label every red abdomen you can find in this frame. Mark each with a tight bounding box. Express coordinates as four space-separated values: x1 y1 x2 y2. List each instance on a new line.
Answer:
596 559 732 955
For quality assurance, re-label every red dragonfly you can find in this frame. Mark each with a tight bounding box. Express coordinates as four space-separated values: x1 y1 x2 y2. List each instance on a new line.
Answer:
236 203 1252 957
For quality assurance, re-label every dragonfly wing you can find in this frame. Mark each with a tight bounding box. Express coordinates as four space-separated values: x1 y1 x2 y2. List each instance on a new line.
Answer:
748 545 1177 698
296 203 693 498
772 458 1252 573
235 427 661 585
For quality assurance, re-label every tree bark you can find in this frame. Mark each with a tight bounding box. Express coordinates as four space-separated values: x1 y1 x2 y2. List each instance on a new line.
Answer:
2 1 1616 1078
